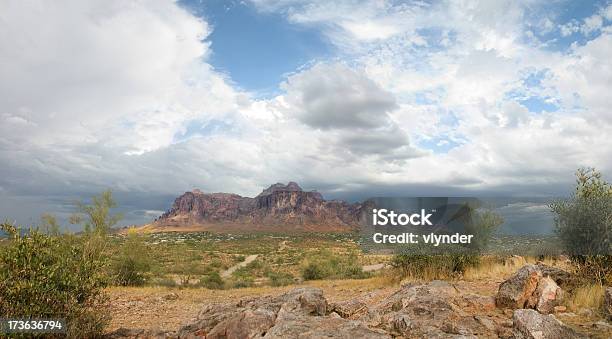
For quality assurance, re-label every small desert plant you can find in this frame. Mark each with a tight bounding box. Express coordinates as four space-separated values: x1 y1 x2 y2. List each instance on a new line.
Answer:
230 272 254 288
266 270 294 286
168 244 205 286
199 272 225 289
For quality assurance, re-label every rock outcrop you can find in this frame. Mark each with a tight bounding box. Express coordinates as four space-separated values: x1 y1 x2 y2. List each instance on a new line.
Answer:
107 273 602 338
359 280 513 337
152 182 362 232
496 264 566 314
176 281 516 338
512 309 586 339
177 287 389 338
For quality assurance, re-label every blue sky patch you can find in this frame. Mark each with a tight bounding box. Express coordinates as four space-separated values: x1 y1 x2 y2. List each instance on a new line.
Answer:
520 97 559 113
179 0 330 95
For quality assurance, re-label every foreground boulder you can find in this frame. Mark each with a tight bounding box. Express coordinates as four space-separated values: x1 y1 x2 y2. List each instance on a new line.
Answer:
496 264 542 309
358 280 505 337
530 277 563 314
513 309 586 339
176 282 508 338
178 287 390 338
496 264 566 313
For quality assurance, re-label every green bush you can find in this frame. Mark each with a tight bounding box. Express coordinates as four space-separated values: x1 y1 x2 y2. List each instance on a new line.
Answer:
0 223 109 337
301 251 368 280
266 270 294 286
231 276 254 288
199 272 225 290
111 231 151 286
390 254 480 280
302 262 326 280
168 244 205 286
230 266 255 288
550 168 612 284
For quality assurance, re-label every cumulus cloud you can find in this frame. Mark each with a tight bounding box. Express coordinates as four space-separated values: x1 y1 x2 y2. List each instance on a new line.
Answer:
1 0 611 228
0 0 239 154
281 63 398 129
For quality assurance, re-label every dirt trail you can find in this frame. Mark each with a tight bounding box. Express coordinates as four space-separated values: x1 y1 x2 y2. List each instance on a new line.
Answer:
221 254 258 278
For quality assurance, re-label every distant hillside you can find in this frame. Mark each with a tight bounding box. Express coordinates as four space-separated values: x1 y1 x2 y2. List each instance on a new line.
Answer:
142 182 363 232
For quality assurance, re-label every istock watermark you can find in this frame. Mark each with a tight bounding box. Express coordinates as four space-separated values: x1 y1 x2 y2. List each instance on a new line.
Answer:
358 196 593 256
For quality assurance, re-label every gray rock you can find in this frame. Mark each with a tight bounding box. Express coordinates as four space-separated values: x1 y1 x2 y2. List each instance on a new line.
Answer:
362 280 495 337
332 298 368 318
512 309 586 339
535 263 575 288
178 287 388 339
263 317 390 338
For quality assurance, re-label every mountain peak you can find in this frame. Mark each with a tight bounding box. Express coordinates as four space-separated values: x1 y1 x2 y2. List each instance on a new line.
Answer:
257 182 303 197
152 181 361 232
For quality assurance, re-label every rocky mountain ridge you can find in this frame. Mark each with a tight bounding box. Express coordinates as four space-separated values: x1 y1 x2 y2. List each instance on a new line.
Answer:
151 182 362 232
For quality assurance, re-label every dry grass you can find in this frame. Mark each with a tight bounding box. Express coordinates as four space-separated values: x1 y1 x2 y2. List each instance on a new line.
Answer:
464 257 524 281
464 256 571 281
565 283 606 313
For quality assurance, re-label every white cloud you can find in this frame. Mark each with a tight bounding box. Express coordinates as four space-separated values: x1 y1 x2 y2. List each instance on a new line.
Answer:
0 0 239 154
280 63 398 129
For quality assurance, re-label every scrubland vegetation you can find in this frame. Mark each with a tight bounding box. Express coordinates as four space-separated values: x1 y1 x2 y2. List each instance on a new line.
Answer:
0 168 610 335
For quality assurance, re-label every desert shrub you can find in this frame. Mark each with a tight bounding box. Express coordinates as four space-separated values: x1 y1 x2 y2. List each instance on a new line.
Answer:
71 189 122 236
550 168 612 284
111 230 151 286
230 265 255 288
390 254 480 280
302 262 327 280
266 270 294 286
532 241 563 261
390 206 502 280
0 223 109 337
245 258 263 270
209 258 223 269
301 250 368 280
168 244 205 286
199 272 225 290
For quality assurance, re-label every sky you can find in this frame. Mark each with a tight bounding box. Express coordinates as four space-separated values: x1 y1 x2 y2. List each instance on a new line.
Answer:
0 0 611 229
